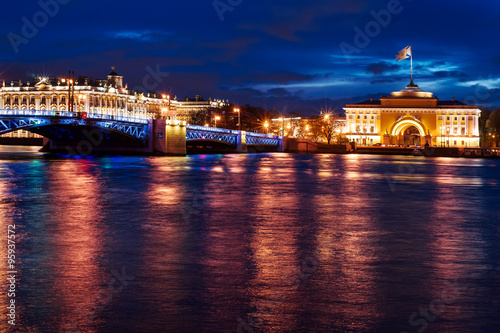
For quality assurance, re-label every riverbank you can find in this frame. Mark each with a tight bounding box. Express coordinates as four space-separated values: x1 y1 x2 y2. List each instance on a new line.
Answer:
0 137 43 146
354 146 500 158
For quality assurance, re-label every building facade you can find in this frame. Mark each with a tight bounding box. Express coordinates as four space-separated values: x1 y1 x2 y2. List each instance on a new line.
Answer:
344 82 481 147
0 70 228 138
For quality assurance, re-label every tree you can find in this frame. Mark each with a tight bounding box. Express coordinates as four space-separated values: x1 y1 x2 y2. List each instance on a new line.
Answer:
488 108 500 146
320 115 335 144
479 107 492 147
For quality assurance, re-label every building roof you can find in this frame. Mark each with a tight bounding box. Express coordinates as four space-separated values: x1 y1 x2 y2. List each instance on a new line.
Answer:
437 100 466 106
108 66 121 77
355 99 381 105
389 80 434 98
345 81 478 109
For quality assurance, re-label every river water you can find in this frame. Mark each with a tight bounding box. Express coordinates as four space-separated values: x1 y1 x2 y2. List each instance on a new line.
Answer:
1 146 499 333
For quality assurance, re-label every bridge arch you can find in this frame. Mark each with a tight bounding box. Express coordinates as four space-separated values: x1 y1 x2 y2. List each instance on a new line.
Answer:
0 117 149 142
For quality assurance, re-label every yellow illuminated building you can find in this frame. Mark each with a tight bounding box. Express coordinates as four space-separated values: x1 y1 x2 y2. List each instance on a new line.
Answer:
344 81 481 147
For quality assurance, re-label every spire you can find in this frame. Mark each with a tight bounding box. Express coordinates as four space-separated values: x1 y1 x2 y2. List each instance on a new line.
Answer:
109 66 118 76
408 78 417 87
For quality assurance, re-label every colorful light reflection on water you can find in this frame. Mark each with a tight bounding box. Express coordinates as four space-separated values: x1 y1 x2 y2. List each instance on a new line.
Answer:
0 147 499 332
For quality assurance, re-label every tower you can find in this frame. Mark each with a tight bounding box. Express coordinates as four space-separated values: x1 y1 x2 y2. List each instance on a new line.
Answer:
107 66 123 88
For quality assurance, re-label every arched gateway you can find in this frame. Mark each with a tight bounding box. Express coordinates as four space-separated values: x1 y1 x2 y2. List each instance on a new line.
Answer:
391 117 427 146
343 80 481 148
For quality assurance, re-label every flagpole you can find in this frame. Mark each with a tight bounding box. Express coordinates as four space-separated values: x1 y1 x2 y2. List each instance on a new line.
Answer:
410 44 413 83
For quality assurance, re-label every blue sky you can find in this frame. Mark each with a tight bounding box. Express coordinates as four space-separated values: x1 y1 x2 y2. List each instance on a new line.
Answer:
1 0 500 114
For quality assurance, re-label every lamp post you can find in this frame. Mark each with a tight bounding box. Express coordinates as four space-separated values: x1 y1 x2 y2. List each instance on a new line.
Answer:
214 115 221 128
264 121 269 134
234 107 240 131
162 94 170 119
61 71 75 115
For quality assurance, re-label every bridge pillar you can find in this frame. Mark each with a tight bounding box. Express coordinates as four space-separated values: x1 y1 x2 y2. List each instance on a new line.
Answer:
237 131 248 153
153 119 187 156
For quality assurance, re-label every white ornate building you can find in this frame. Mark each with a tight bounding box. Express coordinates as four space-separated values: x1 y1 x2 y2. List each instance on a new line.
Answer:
0 69 228 138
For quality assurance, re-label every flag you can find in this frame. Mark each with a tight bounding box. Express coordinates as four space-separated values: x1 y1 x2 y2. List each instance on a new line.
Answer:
396 45 412 61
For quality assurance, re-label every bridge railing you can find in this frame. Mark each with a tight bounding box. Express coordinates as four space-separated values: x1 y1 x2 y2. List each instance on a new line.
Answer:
0 109 150 125
186 125 235 134
186 125 282 139
246 132 282 140
87 113 149 124
0 109 75 117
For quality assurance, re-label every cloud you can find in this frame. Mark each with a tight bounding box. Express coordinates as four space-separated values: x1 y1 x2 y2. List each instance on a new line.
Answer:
239 0 367 41
432 70 469 81
366 62 400 75
267 88 292 97
109 30 173 42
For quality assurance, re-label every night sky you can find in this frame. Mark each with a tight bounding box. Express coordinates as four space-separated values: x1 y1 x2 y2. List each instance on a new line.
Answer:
1 0 500 114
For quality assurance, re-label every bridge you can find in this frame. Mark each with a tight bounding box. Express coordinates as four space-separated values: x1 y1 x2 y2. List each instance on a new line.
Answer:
0 110 283 155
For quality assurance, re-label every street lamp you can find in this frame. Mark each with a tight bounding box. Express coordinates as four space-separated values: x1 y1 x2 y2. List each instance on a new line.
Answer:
234 107 240 131
214 115 221 128
264 121 269 134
